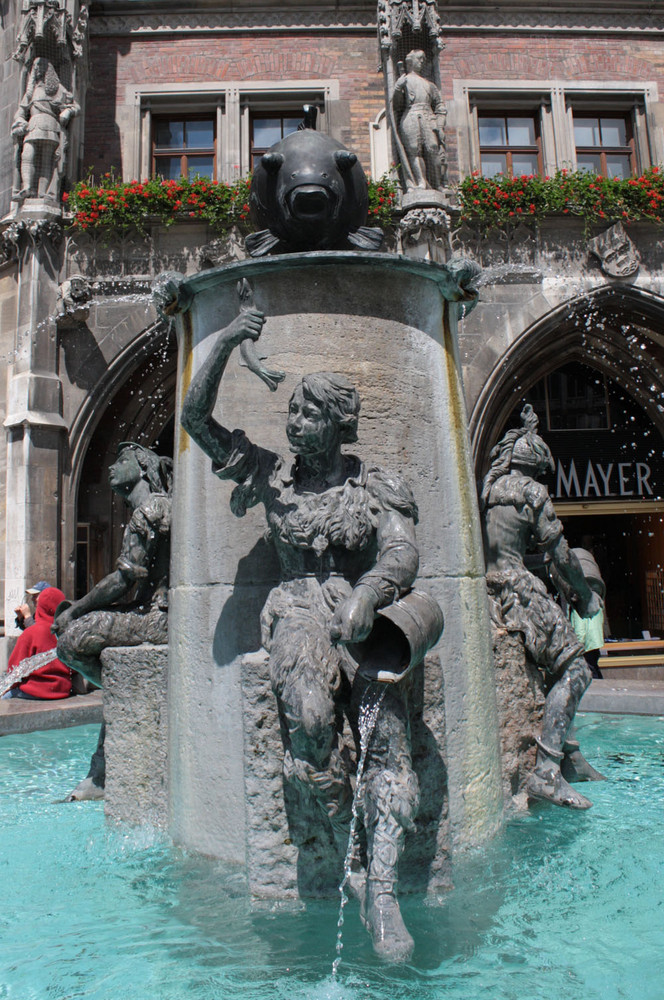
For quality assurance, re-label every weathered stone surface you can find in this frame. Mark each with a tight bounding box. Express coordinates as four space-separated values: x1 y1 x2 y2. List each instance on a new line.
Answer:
401 651 451 897
492 625 544 807
0 690 102 736
241 650 317 900
170 253 503 878
102 644 169 828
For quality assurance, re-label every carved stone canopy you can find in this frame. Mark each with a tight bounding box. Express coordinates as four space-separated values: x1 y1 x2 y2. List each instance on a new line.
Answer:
378 0 443 50
14 0 88 65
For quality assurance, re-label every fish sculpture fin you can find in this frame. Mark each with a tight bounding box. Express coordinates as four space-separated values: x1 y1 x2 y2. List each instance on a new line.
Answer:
245 229 281 257
239 340 285 391
347 226 384 251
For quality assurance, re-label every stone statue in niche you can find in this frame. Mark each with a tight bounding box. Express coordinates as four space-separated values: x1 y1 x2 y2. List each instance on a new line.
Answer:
181 300 439 963
481 405 606 810
53 442 172 800
392 49 447 191
12 57 79 202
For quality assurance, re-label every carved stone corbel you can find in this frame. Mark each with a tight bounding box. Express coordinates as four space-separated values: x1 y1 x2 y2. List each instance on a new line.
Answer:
196 228 247 270
397 205 451 262
0 218 63 262
55 273 91 326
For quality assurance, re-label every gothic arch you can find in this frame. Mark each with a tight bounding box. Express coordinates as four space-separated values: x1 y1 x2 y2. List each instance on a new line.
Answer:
66 319 176 503
61 320 177 595
469 285 664 477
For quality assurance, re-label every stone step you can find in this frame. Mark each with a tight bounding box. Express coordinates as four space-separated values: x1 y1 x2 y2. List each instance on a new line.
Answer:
0 691 103 736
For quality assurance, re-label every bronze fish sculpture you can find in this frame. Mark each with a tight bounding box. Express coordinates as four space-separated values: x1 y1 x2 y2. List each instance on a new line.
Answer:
237 278 285 392
245 129 383 257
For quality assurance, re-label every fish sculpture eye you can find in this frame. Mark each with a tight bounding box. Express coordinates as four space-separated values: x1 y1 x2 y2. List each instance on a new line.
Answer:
334 150 357 172
261 151 285 174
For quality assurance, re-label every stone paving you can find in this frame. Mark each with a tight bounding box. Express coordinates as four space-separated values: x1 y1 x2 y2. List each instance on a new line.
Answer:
0 690 103 736
579 678 664 717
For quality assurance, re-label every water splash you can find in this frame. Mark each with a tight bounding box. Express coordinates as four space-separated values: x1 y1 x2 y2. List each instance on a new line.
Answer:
332 684 386 979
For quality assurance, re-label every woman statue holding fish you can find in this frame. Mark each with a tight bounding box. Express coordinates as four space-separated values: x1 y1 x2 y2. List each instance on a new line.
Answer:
181 302 422 962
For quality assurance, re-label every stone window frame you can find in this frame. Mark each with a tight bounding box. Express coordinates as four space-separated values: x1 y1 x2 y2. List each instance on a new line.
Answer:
476 111 543 178
570 108 637 179
124 80 339 183
151 113 218 181
453 79 661 179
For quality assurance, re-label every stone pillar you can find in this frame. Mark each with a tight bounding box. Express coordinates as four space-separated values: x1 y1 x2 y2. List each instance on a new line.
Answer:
3 216 67 632
3 0 89 628
166 251 503 878
102 644 169 829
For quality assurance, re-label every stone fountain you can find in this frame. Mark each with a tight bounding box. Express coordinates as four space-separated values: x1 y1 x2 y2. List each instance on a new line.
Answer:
91 126 504 963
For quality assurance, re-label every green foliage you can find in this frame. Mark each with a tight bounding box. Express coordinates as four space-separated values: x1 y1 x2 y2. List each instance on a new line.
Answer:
64 171 253 234
64 171 400 233
458 167 664 231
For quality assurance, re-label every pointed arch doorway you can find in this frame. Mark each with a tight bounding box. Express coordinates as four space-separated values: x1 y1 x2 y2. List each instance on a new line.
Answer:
69 328 177 599
470 288 664 639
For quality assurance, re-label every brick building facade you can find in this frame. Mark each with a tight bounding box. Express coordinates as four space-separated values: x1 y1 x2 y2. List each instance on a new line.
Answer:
2 0 664 645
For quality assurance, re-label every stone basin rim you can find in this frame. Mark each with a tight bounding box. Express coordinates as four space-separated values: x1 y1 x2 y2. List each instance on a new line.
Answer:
172 251 475 308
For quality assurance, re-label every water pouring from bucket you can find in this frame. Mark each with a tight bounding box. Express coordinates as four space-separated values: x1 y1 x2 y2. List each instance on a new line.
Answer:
344 590 444 684
331 589 443 972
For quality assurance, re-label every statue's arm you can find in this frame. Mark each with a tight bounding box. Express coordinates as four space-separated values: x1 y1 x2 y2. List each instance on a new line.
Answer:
52 516 156 633
180 308 265 466
547 534 601 619
392 77 407 117
59 91 80 126
430 84 447 138
11 97 29 135
358 509 419 604
51 567 135 635
330 510 419 644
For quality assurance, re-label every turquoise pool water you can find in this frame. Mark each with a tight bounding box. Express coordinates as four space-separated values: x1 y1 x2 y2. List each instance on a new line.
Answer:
1 713 663 1000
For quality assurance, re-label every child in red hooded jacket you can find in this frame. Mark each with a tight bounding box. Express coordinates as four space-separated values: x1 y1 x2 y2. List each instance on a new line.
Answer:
5 587 72 699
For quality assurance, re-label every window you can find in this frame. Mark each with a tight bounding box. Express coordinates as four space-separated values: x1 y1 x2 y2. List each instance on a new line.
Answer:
524 363 611 432
129 80 337 182
152 115 216 180
76 523 90 599
456 80 659 182
573 115 635 179
478 114 541 177
250 113 303 168
545 366 610 430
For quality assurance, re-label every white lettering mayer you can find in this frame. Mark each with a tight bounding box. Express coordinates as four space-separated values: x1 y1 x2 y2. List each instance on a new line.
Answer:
555 459 655 499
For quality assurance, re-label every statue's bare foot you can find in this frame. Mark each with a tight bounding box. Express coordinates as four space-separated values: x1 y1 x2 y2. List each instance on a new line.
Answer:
562 746 607 783
363 884 414 963
526 768 592 810
65 776 104 802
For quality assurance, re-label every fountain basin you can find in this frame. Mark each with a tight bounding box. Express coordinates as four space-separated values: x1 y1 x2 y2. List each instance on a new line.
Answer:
2 714 662 998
